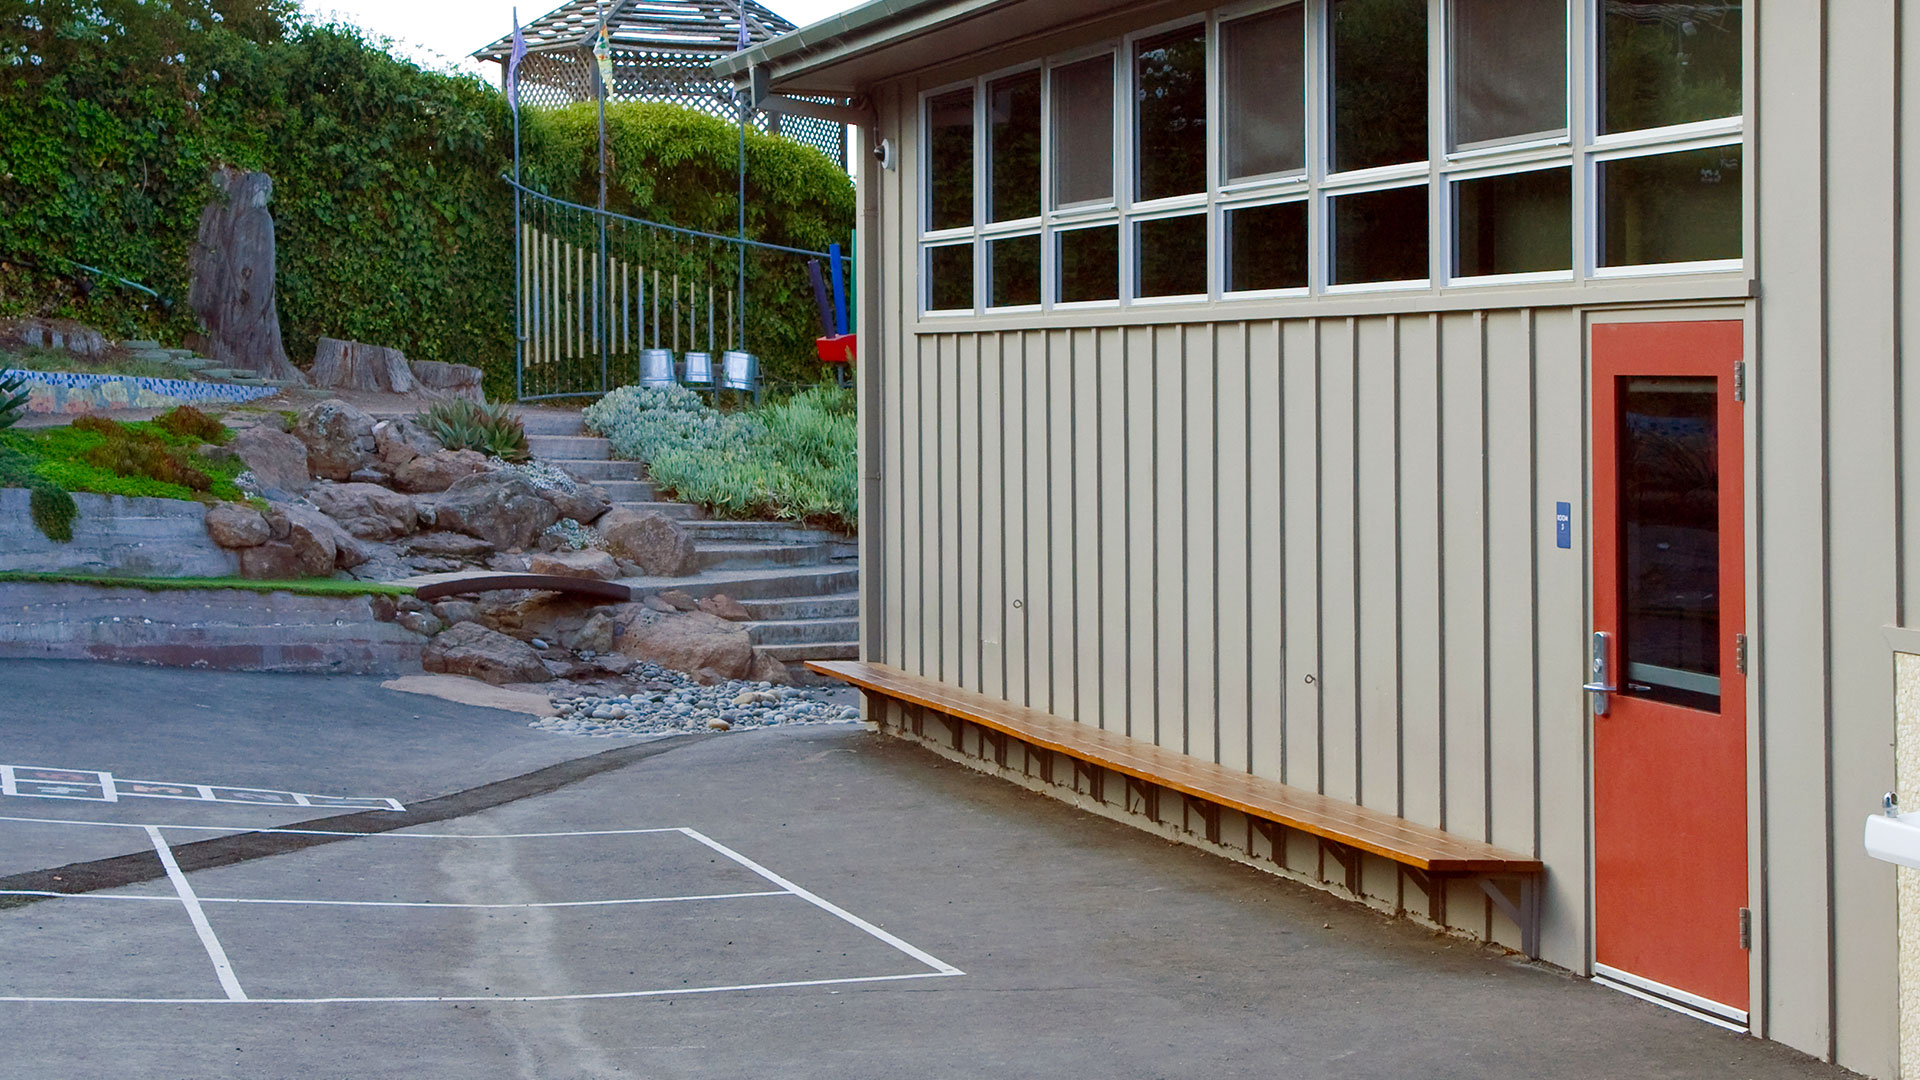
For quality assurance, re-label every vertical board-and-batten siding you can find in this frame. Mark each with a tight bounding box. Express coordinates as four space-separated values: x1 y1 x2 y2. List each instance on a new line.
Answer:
878 307 1590 957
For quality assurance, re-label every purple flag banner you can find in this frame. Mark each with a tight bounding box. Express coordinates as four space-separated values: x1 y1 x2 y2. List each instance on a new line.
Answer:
507 9 528 112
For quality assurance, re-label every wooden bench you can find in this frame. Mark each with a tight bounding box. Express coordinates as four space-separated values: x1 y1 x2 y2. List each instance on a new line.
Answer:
809 659 1545 957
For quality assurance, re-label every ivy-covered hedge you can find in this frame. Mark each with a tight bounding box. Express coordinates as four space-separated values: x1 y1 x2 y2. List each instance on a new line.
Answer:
0 1 853 400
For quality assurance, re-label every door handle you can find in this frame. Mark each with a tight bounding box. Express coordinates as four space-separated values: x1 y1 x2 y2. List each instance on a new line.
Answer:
1587 632 1614 717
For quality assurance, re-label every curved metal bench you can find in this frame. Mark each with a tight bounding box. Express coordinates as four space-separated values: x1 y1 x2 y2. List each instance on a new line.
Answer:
411 573 632 603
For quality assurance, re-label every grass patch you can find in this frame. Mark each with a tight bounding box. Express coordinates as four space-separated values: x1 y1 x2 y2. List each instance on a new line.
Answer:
0 572 414 598
1 411 244 503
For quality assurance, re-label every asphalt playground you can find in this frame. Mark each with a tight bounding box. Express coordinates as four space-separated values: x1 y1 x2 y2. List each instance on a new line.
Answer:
0 660 1865 1079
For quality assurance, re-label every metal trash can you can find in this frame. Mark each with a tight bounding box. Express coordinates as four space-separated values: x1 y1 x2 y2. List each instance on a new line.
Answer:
683 351 715 386
721 350 759 393
639 349 675 388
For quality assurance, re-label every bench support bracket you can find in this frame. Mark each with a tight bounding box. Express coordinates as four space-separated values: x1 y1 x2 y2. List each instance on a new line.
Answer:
1477 876 1542 960
1071 758 1104 803
1124 775 1161 822
1319 838 1363 896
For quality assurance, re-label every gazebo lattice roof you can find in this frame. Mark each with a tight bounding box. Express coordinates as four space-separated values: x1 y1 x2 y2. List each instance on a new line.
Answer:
472 0 844 165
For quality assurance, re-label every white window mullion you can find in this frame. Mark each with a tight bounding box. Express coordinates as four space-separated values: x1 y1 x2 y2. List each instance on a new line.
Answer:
1427 0 1448 287
1570 0 1591 285
1305 0 1328 295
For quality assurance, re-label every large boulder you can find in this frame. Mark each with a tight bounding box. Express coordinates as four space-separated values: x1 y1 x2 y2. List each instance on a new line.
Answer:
539 480 612 526
373 416 442 467
403 531 495 559
392 449 490 494
613 609 757 682
230 424 311 495
293 399 378 481
280 503 371 571
598 509 699 577
528 549 621 582
308 482 419 541
697 593 754 622
434 470 559 551
204 503 271 549
473 592 626 652
422 622 552 685
411 360 486 403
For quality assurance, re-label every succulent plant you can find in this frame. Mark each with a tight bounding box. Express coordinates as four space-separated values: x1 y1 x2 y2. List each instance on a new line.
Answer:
419 399 530 463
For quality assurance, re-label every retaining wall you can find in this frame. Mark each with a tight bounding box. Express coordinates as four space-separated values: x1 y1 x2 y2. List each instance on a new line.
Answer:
0 489 238 577
0 583 427 674
6 369 279 414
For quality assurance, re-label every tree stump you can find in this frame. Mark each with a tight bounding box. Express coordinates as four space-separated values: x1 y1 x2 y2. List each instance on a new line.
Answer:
311 337 416 394
187 167 304 383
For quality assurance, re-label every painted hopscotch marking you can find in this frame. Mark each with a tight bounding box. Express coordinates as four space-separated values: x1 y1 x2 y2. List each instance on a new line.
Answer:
0 765 404 811
0 817 966 1004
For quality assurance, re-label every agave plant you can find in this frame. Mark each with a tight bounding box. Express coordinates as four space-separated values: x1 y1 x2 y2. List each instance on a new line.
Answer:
0 370 29 431
419 398 530 463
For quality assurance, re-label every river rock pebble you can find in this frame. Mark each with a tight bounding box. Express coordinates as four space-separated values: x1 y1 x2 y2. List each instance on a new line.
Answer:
528 660 862 738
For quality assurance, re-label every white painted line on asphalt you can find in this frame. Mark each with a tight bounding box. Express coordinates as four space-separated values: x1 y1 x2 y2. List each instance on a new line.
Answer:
0 764 404 810
0 766 13 797
0 969 963 1005
193 890 791 910
0 815 692 840
677 827 967 978
0 891 180 902
98 773 118 803
144 826 246 1002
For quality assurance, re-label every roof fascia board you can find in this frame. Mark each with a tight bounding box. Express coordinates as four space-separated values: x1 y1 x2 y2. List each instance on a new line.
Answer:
711 0 1002 83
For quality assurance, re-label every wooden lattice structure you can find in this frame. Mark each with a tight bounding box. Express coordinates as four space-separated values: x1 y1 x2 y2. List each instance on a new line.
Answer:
473 0 846 166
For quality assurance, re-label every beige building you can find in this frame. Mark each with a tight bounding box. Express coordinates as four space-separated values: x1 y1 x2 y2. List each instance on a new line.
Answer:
720 2 1917 1075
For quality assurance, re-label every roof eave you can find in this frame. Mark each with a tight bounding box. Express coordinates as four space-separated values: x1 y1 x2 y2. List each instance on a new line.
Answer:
709 0 992 87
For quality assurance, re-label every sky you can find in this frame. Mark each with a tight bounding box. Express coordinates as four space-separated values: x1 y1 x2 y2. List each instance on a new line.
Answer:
299 0 867 83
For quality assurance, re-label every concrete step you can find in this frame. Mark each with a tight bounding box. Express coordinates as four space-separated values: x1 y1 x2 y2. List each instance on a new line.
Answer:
695 541 835 572
621 567 861 602
515 410 587 436
614 500 703 520
740 592 860 621
121 339 161 351
748 617 861 646
680 520 846 544
552 459 639 482
593 479 657 502
529 434 609 461
757 641 860 663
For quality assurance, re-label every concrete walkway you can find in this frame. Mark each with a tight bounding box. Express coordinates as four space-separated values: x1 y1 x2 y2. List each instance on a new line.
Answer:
0 660 1861 1079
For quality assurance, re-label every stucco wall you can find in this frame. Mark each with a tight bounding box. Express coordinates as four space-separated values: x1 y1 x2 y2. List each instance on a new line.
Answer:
0 489 238 578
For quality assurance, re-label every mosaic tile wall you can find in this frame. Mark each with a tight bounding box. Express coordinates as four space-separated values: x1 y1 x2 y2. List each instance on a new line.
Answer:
6 369 278 414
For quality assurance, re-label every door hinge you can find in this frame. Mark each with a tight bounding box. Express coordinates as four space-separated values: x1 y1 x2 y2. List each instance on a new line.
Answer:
1733 361 1748 403
1735 633 1749 675
1739 907 1753 950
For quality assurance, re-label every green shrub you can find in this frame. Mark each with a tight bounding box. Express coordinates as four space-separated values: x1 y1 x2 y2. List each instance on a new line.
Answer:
4 419 245 503
77 417 215 492
584 383 857 531
29 486 77 543
419 399 530 463
0 371 28 431
153 405 227 444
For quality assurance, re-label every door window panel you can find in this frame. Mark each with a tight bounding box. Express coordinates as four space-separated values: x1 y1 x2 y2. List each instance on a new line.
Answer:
1449 0 1568 149
989 71 1042 222
1331 185 1429 284
1621 376 1721 711
1059 225 1120 303
1602 0 1743 135
1135 26 1209 202
1136 214 1208 297
1600 145 1742 267
1330 0 1429 173
1052 54 1115 208
1454 167 1572 276
927 244 974 311
927 89 976 231
1222 6 1306 182
1227 201 1309 292
990 234 1042 308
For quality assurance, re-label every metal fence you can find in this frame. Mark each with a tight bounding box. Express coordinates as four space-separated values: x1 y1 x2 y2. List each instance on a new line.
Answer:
509 178 843 402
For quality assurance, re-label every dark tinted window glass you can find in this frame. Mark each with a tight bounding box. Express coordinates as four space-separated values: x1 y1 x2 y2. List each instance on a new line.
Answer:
928 244 973 310
990 234 1042 307
1136 26 1208 201
928 89 974 231
1053 55 1115 207
1622 376 1721 711
1331 0 1429 172
1228 202 1309 291
1137 214 1208 298
1454 168 1572 276
1603 1 1742 134
989 72 1042 222
1601 145 1742 266
1223 6 1306 181
1332 185 1429 284
1449 0 1568 148
1060 226 1120 303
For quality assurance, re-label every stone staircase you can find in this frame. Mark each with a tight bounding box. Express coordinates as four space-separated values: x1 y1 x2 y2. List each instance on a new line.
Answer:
518 408 859 677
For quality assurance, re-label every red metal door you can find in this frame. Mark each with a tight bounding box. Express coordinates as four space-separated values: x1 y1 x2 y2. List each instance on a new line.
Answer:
1590 321 1749 1024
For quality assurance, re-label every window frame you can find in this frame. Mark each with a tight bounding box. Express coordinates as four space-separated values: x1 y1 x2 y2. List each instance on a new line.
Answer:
910 0 1749 318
